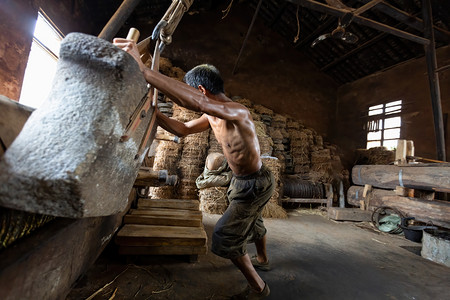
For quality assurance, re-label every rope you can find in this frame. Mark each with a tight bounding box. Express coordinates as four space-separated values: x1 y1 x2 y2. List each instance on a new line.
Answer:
222 0 235 19
159 0 194 46
293 5 300 43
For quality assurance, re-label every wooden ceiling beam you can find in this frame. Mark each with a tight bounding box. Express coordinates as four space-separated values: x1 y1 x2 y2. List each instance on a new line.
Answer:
356 0 450 43
285 0 430 45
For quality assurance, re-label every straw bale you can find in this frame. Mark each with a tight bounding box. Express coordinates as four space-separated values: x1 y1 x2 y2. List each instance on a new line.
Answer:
253 104 273 116
149 186 175 199
250 109 261 121
178 186 199 199
286 119 300 130
269 129 283 140
293 154 310 165
274 143 285 151
262 201 287 219
290 139 310 148
309 162 333 183
294 164 310 174
234 98 253 108
259 136 273 156
172 104 202 122
311 149 331 164
314 135 324 148
199 187 229 214
280 128 289 138
355 147 395 165
260 157 287 219
272 114 287 123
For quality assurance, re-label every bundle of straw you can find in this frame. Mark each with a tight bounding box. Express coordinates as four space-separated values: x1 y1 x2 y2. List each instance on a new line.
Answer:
198 187 229 214
261 156 287 219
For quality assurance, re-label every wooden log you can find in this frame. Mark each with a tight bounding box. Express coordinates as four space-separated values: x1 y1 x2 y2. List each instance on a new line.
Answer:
281 198 327 204
134 168 177 187
352 164 450 192
327 207 372 222
347 185 450 228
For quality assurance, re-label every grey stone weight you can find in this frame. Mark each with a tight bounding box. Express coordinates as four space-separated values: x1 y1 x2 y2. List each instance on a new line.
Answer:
0 32 153 217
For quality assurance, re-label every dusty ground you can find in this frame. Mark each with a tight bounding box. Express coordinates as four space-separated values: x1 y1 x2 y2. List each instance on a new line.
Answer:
67 209 450 300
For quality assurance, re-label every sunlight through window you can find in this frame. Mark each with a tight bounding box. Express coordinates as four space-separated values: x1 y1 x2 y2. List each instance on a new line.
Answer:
19 11 63 109
366 100 402 150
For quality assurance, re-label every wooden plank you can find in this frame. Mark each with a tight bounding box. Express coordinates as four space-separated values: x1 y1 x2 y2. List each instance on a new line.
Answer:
124 214 202 227
129 208 202 218
282 198 327 204
115 224 207 246
327 207 372 221
118 245 207 255
138 198 199 211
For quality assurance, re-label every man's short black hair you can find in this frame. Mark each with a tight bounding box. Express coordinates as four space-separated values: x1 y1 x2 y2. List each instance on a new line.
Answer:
183 64 224 95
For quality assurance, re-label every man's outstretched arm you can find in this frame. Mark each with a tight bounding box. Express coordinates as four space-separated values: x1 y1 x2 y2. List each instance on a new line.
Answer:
156 110 210 137
113 38 249 122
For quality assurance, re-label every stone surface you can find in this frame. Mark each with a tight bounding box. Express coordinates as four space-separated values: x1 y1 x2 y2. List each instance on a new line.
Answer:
0 32 152 218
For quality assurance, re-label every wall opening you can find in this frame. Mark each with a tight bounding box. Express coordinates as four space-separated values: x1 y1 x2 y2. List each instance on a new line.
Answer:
366 100 402 150
19 10 63 109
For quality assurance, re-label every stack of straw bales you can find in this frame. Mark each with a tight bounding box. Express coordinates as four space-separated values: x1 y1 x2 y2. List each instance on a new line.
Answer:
150 126 182 199
208 130 222 155
268 114 288 173
261 156 287 218
254 104 273 127
174 105 210 199
289 125 313 176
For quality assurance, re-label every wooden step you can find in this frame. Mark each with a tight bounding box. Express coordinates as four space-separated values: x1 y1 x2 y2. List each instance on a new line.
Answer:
129 208 202 217
124 214 202 227
137 199 199 211
118 245 207 256
115 224 207 247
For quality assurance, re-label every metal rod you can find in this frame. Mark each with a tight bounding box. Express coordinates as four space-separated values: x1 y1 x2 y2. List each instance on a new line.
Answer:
422 0 446 161
285 0 430 45
232 0 264 75
98 0 142 41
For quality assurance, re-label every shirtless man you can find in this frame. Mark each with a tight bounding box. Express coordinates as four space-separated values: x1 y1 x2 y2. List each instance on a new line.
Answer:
114 38 274 299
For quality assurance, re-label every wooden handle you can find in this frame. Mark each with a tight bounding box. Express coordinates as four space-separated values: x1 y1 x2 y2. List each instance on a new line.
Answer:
126 28 140 42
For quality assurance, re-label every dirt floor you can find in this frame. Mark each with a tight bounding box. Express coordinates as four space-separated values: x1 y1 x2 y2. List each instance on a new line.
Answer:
66 208 450 300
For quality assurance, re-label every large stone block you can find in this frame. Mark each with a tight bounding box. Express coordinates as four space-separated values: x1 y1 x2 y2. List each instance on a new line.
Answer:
0 33 153 217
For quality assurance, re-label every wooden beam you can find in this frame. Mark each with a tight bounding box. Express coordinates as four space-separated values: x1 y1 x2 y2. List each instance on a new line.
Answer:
423 0 446 161
357 0 450 43
353 0 383 16
285 0 430 45
98 0 142 41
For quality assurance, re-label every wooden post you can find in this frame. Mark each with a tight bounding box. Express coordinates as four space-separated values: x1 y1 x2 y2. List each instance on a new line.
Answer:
422 0 446 161
98 0 142 41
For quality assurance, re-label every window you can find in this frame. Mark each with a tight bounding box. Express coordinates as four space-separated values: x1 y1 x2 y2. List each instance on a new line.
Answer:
366 100 402 150
19 11 63 109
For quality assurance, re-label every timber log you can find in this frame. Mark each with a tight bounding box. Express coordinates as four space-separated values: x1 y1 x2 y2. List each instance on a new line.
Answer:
352 164 450 192
347 185 450 229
